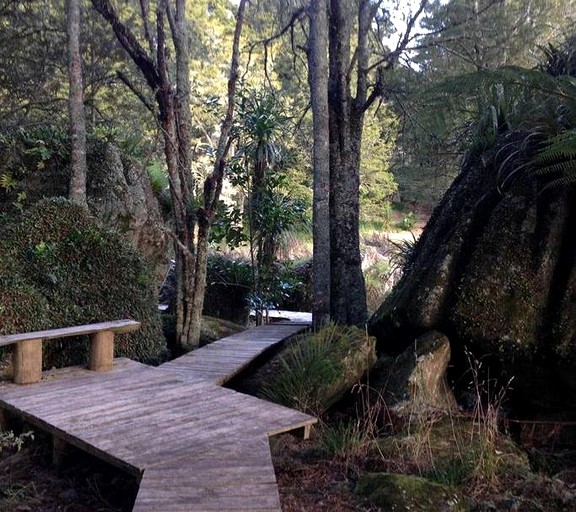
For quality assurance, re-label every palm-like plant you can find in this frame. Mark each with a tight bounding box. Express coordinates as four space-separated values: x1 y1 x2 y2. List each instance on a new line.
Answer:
430 34 576 191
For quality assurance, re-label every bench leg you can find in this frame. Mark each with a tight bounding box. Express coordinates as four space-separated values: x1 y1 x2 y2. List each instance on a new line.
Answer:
13 339 43 384
89 330 114 371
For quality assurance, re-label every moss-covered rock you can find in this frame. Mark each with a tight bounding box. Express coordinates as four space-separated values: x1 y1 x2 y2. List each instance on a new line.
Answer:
372 331 457 416
369 131 576 416
0 198 167 369
258 324 377 414
356 472 469 511
0 130 168 283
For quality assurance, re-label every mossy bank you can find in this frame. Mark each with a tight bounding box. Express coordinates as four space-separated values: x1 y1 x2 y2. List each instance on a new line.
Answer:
0 198 167 369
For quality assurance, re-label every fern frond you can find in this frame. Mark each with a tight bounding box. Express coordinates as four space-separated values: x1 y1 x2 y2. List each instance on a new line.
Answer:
532 130 576 165
533 160 576 176
530 130 576 189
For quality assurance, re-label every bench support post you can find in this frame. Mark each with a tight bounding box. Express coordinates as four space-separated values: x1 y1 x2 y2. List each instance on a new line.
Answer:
13 339 42 384
89 330 114 371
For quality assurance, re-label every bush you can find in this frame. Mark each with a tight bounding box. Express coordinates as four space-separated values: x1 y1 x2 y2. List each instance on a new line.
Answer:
0 198 167 368
261 324 376 415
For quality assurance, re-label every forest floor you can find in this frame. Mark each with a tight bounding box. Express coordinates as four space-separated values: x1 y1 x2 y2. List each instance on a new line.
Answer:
2 409 576 511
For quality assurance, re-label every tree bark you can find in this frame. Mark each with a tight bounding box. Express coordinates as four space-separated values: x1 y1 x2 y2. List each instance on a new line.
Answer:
327 0 367 325
67 0 88 207
188 0 248 345
307 0 331 328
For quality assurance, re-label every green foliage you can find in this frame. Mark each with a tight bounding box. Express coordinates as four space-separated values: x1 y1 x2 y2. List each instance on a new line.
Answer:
216 88 309 318
427 32 576 191
260 324 368 415
319 420 371 459
364 260 392 316
0 198 167 368
0 126 71 215
360 110 399 226
395 211 416 231
531 129 576 188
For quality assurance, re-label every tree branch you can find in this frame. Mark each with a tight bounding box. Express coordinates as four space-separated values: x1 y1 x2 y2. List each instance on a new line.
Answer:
139 0 155 56
90 0 160 90
202 0 248 214
116 70 156 114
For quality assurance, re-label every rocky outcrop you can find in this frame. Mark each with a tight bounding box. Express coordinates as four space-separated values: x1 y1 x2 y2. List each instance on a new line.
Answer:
372 331 457 416
369 132 576 414
0 138 169 284
87 144 168 283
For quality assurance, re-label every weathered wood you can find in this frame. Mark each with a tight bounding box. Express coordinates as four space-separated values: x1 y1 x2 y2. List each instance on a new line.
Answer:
159 323 309 385
13 339 42 384
0 323 316 511
89 330 114 371
52 436 69 469
0 319 140 347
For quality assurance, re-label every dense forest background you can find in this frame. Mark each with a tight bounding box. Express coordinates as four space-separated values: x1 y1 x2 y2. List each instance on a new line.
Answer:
2 0 574 217
2 1 576 511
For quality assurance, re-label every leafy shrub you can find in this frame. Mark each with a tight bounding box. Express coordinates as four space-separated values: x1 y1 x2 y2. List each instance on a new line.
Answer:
0 198 167 368
202 255 252 324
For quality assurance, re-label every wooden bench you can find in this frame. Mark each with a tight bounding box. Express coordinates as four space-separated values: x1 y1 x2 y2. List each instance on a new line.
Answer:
0 320 141 385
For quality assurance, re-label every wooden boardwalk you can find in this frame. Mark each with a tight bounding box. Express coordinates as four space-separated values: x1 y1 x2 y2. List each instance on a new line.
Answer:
0 322 316 511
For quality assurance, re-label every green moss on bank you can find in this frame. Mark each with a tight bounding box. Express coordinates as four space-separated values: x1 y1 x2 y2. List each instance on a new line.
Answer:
0 198 167 369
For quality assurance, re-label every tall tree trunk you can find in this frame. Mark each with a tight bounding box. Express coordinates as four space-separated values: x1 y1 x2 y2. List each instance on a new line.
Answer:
328 0 367 325
307 0 331 328
67 0 88 207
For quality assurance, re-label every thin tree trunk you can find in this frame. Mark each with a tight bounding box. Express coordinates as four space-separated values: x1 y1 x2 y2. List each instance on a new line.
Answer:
185 0 248 347
328 0 367 325
67 0 88 207
308 0 331 328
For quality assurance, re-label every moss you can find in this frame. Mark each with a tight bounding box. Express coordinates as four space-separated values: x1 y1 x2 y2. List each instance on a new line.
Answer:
356 472 469 511
0 198 167 368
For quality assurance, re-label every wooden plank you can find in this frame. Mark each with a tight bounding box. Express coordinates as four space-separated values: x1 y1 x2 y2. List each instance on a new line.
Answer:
0 319 140 347
0 322 316 511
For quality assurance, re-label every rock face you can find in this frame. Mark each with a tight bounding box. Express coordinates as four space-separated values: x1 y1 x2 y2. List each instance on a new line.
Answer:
372 331 457 416
0 139 168 284
87 144 168 283
369 132 576 415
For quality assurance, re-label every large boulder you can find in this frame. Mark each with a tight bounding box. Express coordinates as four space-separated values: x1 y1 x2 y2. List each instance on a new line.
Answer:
0 134 168 283
87 143 168 283
238 324 377 415
369 132 576 415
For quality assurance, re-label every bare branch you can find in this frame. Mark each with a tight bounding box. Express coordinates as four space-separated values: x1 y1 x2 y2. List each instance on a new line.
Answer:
116 70 156 114
91 0 160 90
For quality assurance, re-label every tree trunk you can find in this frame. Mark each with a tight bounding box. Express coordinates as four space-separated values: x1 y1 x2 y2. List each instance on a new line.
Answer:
183 0 248 347
328 0 367 325
67 0 88 207
307 0 331 328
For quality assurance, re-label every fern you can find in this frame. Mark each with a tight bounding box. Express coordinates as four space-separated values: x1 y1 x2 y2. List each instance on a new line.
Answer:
0 172 17 191
531 130 576 188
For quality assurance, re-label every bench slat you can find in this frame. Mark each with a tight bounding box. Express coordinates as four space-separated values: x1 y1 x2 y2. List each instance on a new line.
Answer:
0 320 141 348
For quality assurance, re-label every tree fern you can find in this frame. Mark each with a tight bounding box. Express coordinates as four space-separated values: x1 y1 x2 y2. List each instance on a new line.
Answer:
531 130 576 188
